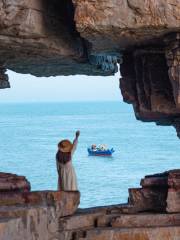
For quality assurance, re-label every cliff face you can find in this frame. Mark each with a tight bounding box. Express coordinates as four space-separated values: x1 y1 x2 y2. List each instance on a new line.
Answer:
120 33 180 137
0 0 179 135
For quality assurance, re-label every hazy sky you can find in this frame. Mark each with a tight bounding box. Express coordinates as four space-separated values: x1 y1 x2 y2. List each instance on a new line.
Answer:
0 70 122 102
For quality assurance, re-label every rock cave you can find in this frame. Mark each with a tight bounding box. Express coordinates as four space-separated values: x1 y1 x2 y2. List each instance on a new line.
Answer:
0 0 179 239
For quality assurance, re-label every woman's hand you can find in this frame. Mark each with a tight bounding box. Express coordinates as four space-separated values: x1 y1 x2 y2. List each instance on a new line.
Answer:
76 130 80 138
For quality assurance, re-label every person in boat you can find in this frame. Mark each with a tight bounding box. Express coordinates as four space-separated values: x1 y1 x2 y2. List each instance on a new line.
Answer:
91 144 97 151
56 130 80 191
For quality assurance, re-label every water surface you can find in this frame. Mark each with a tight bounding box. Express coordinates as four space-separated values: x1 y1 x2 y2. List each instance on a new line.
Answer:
0 101 179 208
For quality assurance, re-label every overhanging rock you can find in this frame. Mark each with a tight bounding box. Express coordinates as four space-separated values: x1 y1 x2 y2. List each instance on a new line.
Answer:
0 0 179 136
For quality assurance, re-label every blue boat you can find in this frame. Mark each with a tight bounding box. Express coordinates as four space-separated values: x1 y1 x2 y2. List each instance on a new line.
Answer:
87 147 115 156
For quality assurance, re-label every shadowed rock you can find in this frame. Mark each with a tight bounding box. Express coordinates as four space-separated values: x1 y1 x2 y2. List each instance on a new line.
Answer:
0 172 30 192
0 1 179 136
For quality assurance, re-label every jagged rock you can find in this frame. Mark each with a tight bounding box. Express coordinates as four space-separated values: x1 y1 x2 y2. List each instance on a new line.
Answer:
0 191 80 215
0 170 179 239
0 206 75 240
0 0 179 138
138 169 180 213
73 0 180 53
0 172 30 192
0 191 80 240
0 1 179 137
0 0 112 77
128 188 167 212
165 33 180 109
140 176 168 188
120 33 180 136
0 0 179 77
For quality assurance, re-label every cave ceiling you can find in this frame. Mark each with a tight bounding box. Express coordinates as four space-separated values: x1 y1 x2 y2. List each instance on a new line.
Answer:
0 0 180 136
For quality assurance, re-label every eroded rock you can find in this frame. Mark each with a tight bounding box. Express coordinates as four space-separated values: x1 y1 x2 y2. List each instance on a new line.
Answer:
0 172 30 192
0 0 179 137
73 0 180 53
120 33 180 136
0 0 113 76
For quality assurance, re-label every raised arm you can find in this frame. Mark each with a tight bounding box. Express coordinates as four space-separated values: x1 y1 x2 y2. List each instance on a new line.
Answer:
71 130 80 155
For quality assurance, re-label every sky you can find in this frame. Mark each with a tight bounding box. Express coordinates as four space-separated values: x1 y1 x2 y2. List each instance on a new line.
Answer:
0 69 122 102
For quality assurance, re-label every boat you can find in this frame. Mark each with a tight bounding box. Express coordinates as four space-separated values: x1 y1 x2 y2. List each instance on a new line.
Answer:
87 145 115 156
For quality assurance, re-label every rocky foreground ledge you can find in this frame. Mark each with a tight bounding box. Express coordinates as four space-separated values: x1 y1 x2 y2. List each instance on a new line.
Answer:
0 171 179 240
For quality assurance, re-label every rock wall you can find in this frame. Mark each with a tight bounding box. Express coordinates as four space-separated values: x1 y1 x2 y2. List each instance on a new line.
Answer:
0 0 114 77
0 0 179 77
73 0 180 52
0 171 179 240
0 173 80 240
120 33 180 136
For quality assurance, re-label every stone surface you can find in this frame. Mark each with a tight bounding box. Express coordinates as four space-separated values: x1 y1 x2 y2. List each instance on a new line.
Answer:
0 191 80 215
80 226 180 240
0 206 67 240
0 172 30 192
140 176 168 188
73 0 180 53
0 0 113 77
111 213 180 227
128 187 167 212
59 212 102 231
0 190 80 240
167 189 180 213
0 170 179 239
120 33 180 137
168 170 180 189
165 33 180 109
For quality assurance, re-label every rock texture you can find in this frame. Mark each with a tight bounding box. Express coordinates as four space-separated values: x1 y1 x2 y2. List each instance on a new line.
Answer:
0 0 179 75
120 33 180 136
73 0 180 52
0 171 179 239
0 0 114 77
0 172 30 192
0 172 80 240
0 0 179 135
72 0 180 136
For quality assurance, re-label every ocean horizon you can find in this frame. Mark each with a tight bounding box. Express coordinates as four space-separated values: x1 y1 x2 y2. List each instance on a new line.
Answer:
0 101 180 208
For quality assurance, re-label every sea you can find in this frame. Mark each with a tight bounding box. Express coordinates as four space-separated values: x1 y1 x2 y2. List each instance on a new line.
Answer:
0 101 180 208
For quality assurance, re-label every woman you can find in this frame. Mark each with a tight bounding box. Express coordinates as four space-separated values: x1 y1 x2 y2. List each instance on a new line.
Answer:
56 130 80 191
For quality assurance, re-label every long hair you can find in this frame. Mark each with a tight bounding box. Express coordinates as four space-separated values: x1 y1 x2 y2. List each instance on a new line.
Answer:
56 150 71 165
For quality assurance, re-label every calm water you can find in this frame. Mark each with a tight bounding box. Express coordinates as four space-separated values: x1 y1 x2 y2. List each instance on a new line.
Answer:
0 101 180 208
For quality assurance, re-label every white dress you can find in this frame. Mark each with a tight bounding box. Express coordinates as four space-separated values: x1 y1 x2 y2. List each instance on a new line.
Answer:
57 139 78 191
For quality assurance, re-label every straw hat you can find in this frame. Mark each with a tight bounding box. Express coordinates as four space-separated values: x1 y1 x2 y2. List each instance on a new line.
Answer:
58 139 73 153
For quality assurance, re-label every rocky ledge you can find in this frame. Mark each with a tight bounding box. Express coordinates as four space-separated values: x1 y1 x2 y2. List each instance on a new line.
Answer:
0 172 80 240
0 170 179 240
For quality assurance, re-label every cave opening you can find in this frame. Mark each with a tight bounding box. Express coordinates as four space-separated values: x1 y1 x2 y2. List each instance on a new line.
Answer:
0 0 179 207
0 64 180 208
0 1 179 238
